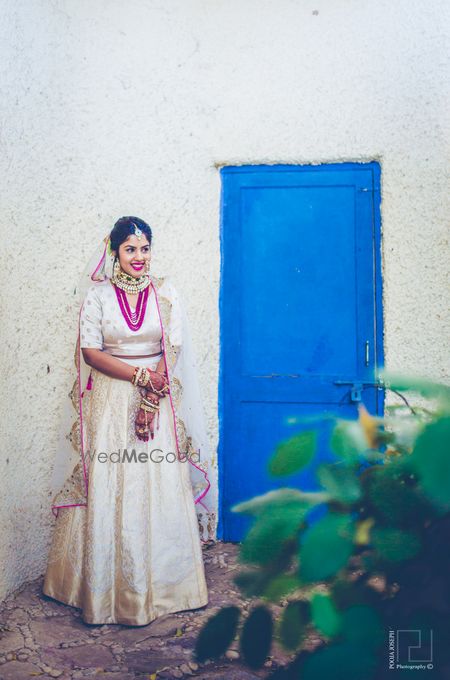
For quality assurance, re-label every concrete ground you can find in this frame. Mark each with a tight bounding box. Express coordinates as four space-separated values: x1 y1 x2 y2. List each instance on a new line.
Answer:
0 541 315 680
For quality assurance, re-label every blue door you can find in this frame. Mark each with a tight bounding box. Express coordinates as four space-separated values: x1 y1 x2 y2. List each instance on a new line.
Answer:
218 162 384 542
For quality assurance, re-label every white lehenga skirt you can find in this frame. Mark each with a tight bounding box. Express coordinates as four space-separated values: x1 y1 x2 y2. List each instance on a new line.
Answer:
43 356 208 625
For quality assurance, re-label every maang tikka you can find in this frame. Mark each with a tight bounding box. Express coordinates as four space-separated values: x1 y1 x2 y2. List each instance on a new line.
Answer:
130 221 143 239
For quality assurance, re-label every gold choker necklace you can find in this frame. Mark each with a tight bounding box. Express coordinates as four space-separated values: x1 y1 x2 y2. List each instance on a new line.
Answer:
111 261 150 293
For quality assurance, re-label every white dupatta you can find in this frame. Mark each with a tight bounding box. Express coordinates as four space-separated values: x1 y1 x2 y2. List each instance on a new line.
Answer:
49 236 217 543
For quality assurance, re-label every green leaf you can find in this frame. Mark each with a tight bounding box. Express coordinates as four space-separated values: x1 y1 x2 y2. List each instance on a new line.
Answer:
300 513 354 582
330 420 370 460
367 468 432 527
194 606 240 662
233 570 273 598
317 464 361 504
262 574 302 602
331 576 378 610
239 502 308 565
268 431 316 477
278 600 309 650
311 593 342 637
410 417 450 510
302 641 377 680
232 487 326 516
339 605 384 649
371 527 421 562
239 605 273 669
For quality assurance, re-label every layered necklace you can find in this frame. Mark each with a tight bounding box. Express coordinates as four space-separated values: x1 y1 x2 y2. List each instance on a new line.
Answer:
111 261 151 332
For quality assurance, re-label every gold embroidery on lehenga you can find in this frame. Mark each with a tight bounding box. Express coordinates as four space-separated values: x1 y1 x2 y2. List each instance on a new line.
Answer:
52 349 87 508
67 509 86 577
166 343 180 373
51 462 86 509
175 416 208 474
48 506 86 577
46 506 73 565
69 378 79 411
121 396 151 594
158 294 172 329
83 371 119 595
170 376 183 409
157 294 181 373
84 368 108 450
126 382 145 445
173 412 216 541
74 337 80 368
67 419 81 452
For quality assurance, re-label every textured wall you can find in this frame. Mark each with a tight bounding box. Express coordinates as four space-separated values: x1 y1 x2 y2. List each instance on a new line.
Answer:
0 0 449 599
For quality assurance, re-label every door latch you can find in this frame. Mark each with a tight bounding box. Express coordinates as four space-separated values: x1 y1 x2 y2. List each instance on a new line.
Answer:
333 379 385 403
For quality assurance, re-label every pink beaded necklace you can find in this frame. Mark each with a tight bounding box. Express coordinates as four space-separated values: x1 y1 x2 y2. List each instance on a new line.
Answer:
114 283 150 331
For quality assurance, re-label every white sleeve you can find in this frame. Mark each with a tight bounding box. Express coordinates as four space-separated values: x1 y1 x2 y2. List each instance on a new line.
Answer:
79 285 103 349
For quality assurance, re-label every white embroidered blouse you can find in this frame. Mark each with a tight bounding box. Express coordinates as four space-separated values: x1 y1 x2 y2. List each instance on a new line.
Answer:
79 279 163 357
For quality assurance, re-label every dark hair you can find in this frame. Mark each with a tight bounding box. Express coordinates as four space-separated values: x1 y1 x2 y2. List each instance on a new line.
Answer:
110 216 152 252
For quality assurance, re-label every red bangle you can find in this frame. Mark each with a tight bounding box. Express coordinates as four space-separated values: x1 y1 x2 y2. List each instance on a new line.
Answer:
131 366 140 385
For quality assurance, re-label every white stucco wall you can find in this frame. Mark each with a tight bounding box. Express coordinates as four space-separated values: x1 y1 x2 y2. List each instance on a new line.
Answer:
0 0 449 600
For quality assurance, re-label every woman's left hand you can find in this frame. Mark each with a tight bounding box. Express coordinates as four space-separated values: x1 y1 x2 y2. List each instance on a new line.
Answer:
145 369 169 393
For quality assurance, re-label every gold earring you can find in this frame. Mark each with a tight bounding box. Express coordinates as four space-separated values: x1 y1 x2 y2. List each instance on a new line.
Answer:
113 258 121 277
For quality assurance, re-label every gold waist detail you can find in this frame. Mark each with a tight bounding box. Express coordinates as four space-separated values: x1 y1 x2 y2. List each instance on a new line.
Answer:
110 352 162 359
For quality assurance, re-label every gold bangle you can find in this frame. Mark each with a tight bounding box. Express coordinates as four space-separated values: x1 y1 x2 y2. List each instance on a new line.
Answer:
142 370 151 387
135 366 144 386
140 402 159 413
137 368 151 387
141 395 160 408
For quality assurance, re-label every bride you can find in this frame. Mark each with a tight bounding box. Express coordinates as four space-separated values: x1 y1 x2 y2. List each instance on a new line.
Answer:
43 216 216 626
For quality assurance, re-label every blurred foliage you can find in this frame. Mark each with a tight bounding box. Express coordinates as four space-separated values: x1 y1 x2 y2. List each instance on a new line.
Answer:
195 372 450 678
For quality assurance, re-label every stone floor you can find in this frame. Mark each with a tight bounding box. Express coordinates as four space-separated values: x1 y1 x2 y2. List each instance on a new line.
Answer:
0 542 309 680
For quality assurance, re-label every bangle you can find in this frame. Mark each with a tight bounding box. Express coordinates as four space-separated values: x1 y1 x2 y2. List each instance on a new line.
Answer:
140 401 159 413
141 394 159 408
133 367 151 388
138 369 151 388
136 367 146 386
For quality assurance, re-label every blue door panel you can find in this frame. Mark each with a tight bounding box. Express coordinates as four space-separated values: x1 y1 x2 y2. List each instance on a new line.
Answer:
240 185 358 376
218 163 384 542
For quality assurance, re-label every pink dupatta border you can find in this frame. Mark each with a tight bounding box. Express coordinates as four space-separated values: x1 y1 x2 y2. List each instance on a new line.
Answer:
51 243 213 523
152 281 212 510
51 240 108 518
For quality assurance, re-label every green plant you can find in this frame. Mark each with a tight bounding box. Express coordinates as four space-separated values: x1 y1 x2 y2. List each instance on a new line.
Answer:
195 372 450 679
